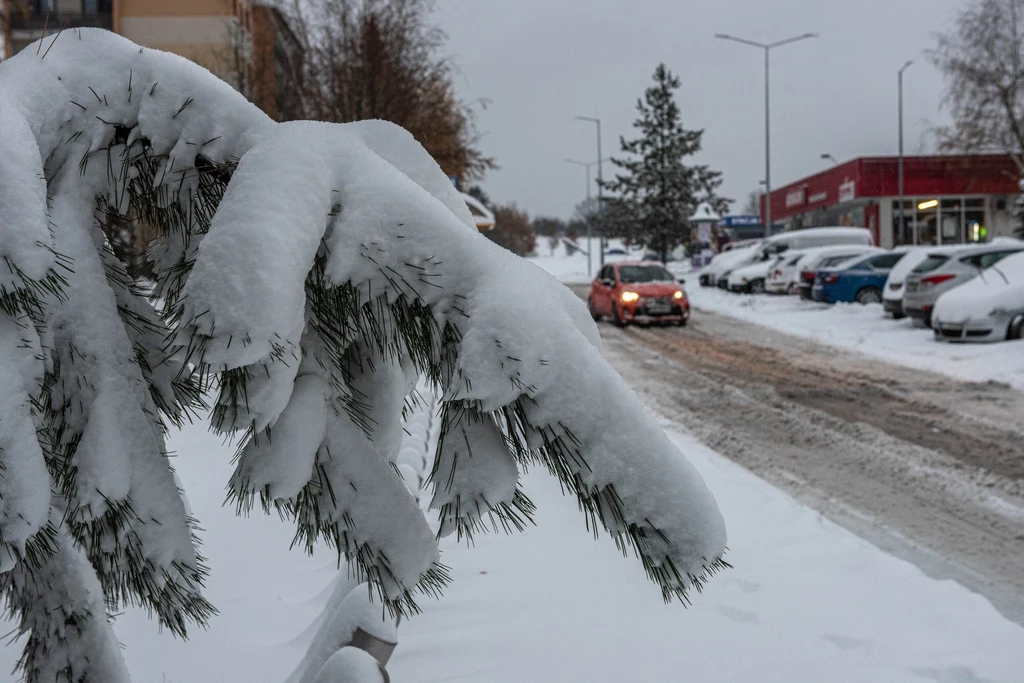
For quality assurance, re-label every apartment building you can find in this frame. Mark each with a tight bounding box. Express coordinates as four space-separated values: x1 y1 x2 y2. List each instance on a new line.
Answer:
4 0 254 90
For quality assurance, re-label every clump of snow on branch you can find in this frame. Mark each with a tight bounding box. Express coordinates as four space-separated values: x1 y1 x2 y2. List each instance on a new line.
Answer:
0 27 726 683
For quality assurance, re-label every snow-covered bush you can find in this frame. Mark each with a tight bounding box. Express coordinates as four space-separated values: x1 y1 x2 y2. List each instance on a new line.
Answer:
0 30 726 682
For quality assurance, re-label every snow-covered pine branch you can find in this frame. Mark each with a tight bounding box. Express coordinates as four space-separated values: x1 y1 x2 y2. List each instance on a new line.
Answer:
0 29 726 682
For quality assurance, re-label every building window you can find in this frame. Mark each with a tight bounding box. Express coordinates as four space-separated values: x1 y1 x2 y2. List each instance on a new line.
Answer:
892 199 913 246
965 198 985 242
892 196 989 246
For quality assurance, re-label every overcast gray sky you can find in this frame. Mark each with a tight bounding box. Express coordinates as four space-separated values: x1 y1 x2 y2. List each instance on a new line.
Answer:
435 0 966 220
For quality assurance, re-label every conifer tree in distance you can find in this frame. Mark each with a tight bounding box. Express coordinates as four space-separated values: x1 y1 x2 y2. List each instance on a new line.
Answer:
603 64 730 262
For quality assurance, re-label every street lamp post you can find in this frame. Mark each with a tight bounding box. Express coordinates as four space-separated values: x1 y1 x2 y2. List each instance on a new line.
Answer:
898 60 914 245
576 116 604 266
715 32 817 237
566 158 601 278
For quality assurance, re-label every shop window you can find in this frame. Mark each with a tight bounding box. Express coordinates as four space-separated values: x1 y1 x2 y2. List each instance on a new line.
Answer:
916 200 938 245
892 200 914 245
940 199 961 243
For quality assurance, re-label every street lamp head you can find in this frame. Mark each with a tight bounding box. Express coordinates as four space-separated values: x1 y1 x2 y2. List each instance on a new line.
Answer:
899 60 914 74
575 115 599 123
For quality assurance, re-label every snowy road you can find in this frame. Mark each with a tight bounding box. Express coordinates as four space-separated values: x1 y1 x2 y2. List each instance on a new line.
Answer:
571 285 1024 626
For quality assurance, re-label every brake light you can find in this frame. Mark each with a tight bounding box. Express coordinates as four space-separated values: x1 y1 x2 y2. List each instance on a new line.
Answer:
920 274 956 287
802 271 815 282
824 274 839 284
773 269 782 278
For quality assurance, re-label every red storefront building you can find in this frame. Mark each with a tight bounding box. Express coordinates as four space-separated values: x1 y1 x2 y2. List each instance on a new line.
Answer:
762 155 1020 248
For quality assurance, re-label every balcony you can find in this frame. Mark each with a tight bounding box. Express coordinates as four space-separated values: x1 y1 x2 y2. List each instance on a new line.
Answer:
8 9 113 35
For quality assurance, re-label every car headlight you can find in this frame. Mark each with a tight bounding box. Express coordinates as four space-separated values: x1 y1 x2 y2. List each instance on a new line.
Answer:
621 291 640 303
990 307 1010 317
673 291 684 300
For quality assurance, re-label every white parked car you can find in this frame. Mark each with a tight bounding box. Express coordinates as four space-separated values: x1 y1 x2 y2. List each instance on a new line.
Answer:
699 243 761 287
728 256 785 293
932 250 1024 342
769 245 881 296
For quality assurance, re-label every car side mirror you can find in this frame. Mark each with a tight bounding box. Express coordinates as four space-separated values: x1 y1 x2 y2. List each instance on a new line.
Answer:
678 278 686 284
601 278 615 287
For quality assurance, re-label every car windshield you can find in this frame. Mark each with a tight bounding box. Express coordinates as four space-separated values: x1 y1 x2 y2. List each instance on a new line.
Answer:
618 265 674 283
913 254 950 273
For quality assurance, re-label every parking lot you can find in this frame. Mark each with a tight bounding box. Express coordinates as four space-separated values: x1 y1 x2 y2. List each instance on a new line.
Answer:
571 284 1024 625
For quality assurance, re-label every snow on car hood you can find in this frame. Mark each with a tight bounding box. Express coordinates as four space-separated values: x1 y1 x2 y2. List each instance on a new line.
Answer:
705 245 760 276
933 252 1024 322
727 260 772 285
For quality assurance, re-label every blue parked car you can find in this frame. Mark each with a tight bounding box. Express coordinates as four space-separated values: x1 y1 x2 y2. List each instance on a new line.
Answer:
812 251 908 304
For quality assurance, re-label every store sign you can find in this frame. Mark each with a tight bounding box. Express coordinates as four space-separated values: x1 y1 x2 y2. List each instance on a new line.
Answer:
717 215 762 227
838 179 856 203
808 191 828 204
785 187 806 208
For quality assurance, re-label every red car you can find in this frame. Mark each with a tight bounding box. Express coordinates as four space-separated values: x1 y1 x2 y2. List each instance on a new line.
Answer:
588 261 690 327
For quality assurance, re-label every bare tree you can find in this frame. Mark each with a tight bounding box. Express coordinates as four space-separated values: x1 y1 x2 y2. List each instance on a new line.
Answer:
742 189 763 216
931 0 1024 172
486 203 536 256
282 0 495 182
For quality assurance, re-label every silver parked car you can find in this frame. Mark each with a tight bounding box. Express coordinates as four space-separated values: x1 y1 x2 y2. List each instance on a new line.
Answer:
903 244 1024 326
932 251 1024 342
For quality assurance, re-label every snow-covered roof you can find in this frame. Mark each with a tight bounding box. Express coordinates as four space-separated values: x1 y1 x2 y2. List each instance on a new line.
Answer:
692 202 722 223
461 192 496 232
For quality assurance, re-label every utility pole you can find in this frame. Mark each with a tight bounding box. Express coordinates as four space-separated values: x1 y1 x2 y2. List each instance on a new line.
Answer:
576 116 604 266
898 60 914 245
715 32 818 237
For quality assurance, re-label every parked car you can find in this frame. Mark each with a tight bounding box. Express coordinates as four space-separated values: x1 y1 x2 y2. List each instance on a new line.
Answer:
797 248 883 300
728 256 785 293
714 226 874 291
588 261 689 327
699 243 760 287
766 251 810 295
931 250 1024 342
721 238 760 253
812 251 908 304
882 246 958 319
769 245 880 296
904 243 1024 326
760 226 874 257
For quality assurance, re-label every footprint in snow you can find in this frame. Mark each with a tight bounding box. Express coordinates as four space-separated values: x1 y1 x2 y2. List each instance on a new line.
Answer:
911 666 1000 683
723 577 761 593
714 604 759 624
821 633 873 654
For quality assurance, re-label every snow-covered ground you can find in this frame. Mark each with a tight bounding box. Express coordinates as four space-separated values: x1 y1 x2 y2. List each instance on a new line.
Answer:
688 285 1024 390
3 415 1021 682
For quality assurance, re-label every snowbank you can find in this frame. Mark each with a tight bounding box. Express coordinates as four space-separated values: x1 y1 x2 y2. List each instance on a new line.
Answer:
687 287 1024 389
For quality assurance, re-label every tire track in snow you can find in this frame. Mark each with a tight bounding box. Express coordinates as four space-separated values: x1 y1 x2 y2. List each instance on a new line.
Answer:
572 287 1024 625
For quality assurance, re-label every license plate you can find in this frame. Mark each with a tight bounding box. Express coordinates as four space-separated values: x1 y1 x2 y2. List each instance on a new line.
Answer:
941 324 963 332
647 305 671 314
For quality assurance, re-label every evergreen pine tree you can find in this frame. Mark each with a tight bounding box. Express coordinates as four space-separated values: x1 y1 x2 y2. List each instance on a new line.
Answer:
0 31 727 682
604 64 730 262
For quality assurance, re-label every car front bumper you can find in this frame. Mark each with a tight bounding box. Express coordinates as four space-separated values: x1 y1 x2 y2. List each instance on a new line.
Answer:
883 298 903 317
621 299 690 323
932 317 1003 343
